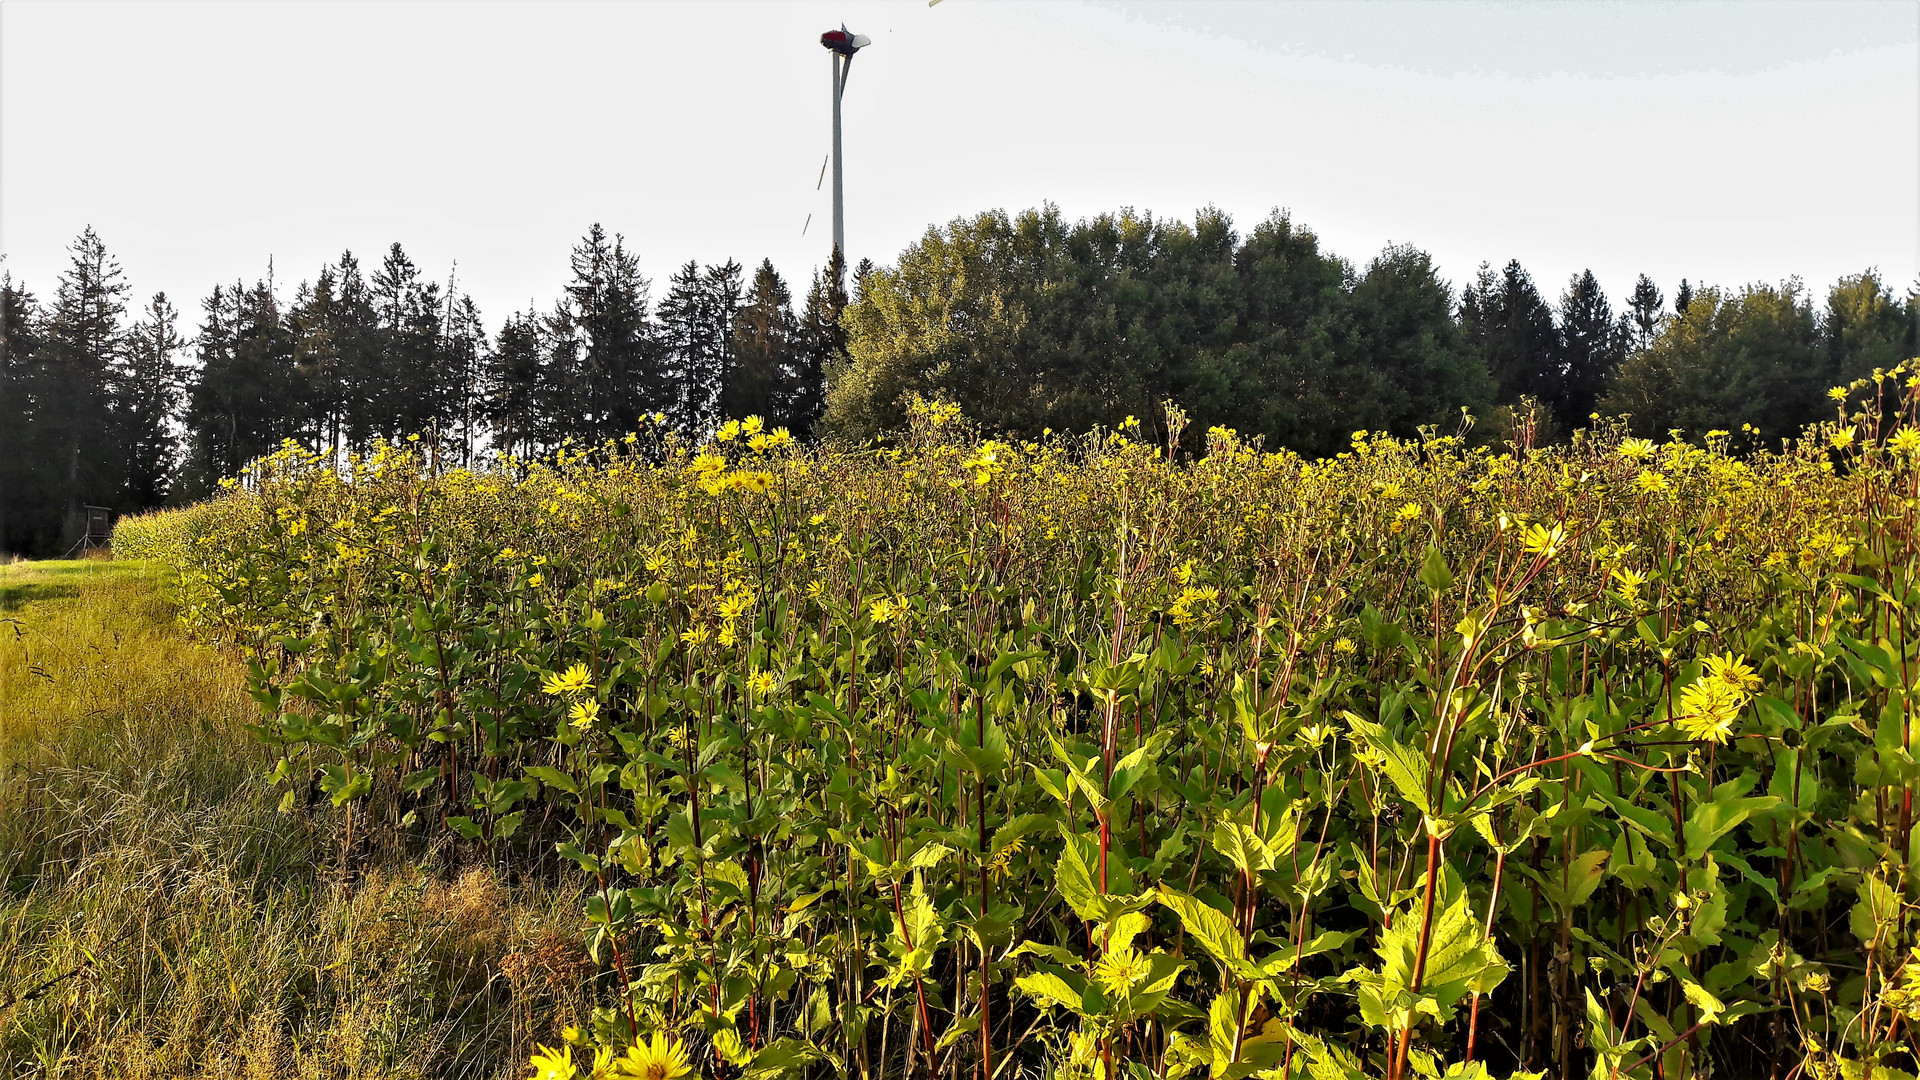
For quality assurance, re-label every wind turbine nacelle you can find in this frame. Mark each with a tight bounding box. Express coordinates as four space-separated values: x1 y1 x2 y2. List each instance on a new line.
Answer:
820 29 870 56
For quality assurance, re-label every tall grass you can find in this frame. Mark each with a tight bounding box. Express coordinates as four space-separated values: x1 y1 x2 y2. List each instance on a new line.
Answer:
0 560 585 1079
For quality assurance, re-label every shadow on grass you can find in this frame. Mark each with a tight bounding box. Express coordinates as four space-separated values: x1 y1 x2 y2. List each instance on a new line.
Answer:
0 559 137 613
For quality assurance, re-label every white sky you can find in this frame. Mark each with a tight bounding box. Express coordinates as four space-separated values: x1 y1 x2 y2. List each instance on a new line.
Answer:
2 0 1915 334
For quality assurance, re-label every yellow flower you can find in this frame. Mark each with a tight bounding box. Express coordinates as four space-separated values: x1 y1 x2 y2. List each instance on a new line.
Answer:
1520 522 1565 560
1332 637 1357 655
1091 946 1152 997
526 572 545 588
1618 438 1656 460
614 1033 694 1080
1610 567 1646 603
1702 651 1760 692
1396 502 1422 521
1830 426 1856 450
528 1043 577 1080
748 670 779 697
568 699 600 730
716 420 742 443
869 597 898 625
1633 469 1670 495
989 836 1025 881
1827 386 1849 402
1890 428 1920 456
542 664 593 697
1674 657 1755 744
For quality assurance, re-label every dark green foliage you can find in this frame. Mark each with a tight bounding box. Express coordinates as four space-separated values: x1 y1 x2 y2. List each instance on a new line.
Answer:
559 225 662 444
827 206 1491 455
485 308 549 459
1459 259 1559 410
1625 273 1663 352
726 259 799 427
1346 244 1494 445
1825 270 1910 382
1 274 44 554
182 279 299 489
1602 280 1827 441
1551 270 1624 430
791 249 849 440
43 229 130 545
118 293 186 506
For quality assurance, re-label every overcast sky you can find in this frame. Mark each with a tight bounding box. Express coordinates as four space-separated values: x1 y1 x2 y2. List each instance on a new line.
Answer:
3 0 1915 333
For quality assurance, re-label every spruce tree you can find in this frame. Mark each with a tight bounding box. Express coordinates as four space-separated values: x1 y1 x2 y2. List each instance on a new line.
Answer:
332 252 380 451
563 225 658 442
1553 271 1624 430
0 273 42 554
182 276 297 489
1627 274 1664 352
119 293 186 507
702 260 743 425
443 292 488 464
728 259 798 425
486 308 547 458
289 267 343 450
1458 259 1559 408
371 244 445 441
1675 279 1693 315
42 227 129 542
794 248 848 439
658 261 713 438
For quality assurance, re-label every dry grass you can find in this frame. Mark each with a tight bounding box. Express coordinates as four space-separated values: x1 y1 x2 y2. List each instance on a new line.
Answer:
0 561 588 1079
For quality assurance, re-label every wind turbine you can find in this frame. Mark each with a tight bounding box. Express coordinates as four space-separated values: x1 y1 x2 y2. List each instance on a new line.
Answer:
819 25 870 262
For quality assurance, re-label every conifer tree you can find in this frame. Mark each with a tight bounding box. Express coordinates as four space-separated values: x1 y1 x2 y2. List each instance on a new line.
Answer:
1458 259 1559 408
562 225 658 441
486 308 547 458
794 248 848 438
371 243 445 441
442 292 488 463
42 227 129 541
702 259 743 425
1347 245 1494 438
659 261 717 438
119 293 186 507
728 259 798 425
0 273 42 553
1675 278 1693 315
1627 274 1664 352
332 252 380 451
1552 270 1624 430
182 277 297 489
289 266 343 450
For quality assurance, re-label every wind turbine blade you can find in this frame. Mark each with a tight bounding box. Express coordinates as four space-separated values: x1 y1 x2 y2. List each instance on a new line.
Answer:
850 34 871 47
802 213 812 237
817 154 829 190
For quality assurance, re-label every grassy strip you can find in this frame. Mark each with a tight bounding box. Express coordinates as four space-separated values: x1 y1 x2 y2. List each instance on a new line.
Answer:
0 560 587 1079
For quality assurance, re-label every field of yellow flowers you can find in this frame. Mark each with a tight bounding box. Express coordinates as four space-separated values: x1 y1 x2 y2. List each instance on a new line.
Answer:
114 373 1916 1080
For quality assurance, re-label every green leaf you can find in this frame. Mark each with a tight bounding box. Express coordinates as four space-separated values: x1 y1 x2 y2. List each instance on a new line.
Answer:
524 765 578 795
1418 545 1454 593
1015 970 1087 1013
1158 885 1253 977
1683 781 1778 855
1344 711 1432 814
